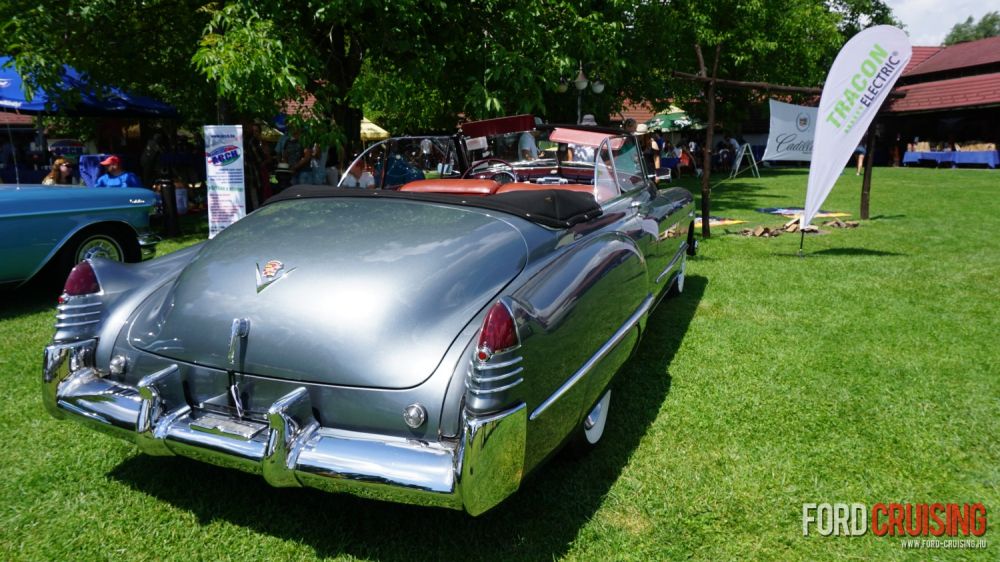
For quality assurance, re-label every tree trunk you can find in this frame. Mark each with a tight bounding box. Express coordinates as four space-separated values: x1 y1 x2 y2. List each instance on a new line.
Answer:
860 121 877 219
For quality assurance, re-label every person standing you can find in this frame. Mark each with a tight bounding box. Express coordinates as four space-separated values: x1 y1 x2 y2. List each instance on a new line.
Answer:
275 126 313 187
141 132 165 187
854 143 866 175
94 155 142 188
518 130 539 160
568 114 598 162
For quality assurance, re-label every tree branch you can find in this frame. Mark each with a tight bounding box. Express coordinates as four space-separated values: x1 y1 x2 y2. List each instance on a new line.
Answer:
694 44 706 77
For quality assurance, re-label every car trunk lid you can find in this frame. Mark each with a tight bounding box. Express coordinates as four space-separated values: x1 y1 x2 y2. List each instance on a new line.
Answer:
127 197 528 389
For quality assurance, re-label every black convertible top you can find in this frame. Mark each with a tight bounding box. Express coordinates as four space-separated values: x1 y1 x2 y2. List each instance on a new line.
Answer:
264 185 603 229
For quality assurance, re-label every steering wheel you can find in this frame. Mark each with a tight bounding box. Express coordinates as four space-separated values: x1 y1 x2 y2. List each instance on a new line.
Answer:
463 158 516 182
489 171 517 185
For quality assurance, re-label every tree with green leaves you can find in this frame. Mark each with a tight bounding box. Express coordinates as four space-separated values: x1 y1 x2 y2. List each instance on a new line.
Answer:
2 0 898 170
627 0 846 237
1 0 217 127
192 1 630 144
943 12 1000 45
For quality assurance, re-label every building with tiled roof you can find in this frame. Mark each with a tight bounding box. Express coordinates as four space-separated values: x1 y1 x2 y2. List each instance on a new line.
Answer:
613 101 657 125
0 111 33 127
882 35 1000 160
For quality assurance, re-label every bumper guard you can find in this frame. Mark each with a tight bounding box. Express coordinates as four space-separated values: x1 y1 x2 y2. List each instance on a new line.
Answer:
43 339 526 515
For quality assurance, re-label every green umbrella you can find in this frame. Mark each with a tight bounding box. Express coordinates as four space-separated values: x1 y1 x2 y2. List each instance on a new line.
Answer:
645 106 703 132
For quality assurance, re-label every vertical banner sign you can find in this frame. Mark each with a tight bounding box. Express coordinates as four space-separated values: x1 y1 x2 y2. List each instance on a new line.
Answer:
204 125 246 238
803 26 911 227
763 100 818 161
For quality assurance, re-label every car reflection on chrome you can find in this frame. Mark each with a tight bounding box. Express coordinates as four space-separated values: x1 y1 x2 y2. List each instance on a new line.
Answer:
42 115 695 515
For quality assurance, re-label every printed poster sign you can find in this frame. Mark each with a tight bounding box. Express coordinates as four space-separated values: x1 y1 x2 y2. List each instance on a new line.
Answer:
763 100 818 161
204 125 247 238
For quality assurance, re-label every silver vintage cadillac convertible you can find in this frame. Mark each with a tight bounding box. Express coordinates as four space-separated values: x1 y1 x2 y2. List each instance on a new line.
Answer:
42 115 695 515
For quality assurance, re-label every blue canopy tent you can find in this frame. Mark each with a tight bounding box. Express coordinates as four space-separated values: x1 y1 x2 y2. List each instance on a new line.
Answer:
1 56 178 184
0 56 176 118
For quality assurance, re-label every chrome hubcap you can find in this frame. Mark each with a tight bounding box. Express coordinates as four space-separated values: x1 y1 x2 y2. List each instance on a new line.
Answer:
77 236 123 262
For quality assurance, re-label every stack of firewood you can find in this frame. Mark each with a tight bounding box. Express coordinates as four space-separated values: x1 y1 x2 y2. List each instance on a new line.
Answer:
740 217 861 237
741 218 819 237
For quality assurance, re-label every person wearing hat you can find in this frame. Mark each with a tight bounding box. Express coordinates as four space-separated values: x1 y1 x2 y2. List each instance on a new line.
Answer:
94 155 142 188
518 117 544 160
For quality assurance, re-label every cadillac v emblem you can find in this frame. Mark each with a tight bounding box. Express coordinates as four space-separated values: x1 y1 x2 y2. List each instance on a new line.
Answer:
255 259 295 293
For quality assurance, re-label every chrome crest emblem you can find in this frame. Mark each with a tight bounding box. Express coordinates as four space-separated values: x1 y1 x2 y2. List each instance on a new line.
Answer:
255 260 295 293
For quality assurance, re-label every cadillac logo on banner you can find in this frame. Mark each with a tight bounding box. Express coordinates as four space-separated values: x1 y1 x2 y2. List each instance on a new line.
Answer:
763 99 818 162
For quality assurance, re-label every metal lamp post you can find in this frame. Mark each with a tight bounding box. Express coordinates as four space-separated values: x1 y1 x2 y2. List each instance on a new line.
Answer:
571 62 605 124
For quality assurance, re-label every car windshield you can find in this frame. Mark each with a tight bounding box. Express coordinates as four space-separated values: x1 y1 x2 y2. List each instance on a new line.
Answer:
339 122 645 204
339 137 462 190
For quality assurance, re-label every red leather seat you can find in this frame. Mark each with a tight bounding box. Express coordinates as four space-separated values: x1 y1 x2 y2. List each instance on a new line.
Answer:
495 182 593 195
399 179 500 195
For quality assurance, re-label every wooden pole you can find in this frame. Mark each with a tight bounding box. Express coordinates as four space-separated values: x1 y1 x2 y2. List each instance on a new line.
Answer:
860 121 877 219
672 71 905 99
674 71 822 95
697 44 721 239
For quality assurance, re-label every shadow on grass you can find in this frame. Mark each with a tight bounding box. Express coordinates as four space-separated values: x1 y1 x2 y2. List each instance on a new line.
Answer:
773 248 906 258
108 276 706 561
699 179 784 216
811 247 906 257
0 274 61 321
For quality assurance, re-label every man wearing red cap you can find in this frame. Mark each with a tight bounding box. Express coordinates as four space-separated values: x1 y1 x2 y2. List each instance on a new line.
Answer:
94 155 142 188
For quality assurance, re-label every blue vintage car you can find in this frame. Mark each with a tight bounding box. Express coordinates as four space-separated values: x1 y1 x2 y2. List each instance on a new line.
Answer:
0 184 158 287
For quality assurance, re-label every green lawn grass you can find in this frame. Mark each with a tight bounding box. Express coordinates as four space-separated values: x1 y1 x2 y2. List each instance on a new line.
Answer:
1 168 997 560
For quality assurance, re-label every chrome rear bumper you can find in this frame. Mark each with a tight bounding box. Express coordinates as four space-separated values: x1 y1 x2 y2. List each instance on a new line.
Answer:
138 233 160 260
43 339 526 515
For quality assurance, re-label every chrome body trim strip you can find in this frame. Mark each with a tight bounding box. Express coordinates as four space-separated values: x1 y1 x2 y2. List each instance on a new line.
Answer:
474 356 523 370
42 342 528 514
465 376 525 395
53 294 103 338
55 302 102 310
52 319 102 328
655 242 689 285
530 293 653 421
469 365 524 384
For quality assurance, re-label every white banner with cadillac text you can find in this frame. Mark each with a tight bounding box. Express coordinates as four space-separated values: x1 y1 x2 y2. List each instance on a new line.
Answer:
763 100 817 161
204 125 247 238
803 26 911 227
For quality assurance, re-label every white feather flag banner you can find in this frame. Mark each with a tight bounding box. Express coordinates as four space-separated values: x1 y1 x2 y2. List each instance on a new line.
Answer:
803 26 911 228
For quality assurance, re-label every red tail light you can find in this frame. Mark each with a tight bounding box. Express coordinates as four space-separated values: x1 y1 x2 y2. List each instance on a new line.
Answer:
476 302 518 361
62 261 100 297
